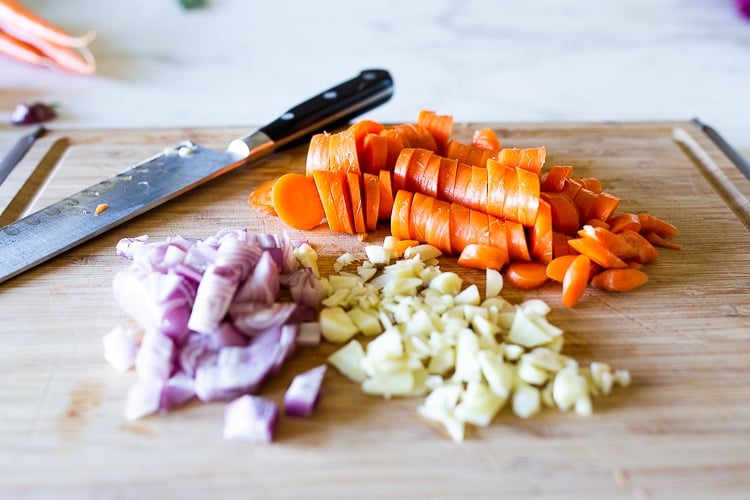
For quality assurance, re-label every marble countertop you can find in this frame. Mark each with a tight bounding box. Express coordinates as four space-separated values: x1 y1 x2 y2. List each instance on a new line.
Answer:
1 0 749 158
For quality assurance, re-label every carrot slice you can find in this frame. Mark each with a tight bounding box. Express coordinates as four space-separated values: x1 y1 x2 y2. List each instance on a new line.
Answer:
306 132 330 176
405 149 435 195
247 178 278 217
552 231 573 258
589 191 620 221
380 128 406 171
451 163 473 208
573 185 598 222
562 254 591 307
486 159 507 220
575 177 602 193
504 261 548 290
497 147 546 174
329 129 360 174
607 212 642 234
409 192 434 243
362 172 381 232
502 164 520 223
271 173 325 230
391 190 414 240
618 230 659 264
445 140 494 167
506 220 531 261
471 128 501 154
349 119 384 147
638 213 678 239
347 172 367 234
458 244 508 271
311 170 343 233
427 198 453 254
378 170 395 220
541 192 580 235
530 198 553 264
468 208 490 247
408 123 439 151
437 156 459 201
644 231 683 250
417 110 453 154
466 165 489 212
516 166 541 226
541 165 574 193
590 268 648 292
578 224 634 260
567 236 627 269
487 216 510 267
361 133 388 175
393 148 416 192
546 255 578 283
449 202 472 254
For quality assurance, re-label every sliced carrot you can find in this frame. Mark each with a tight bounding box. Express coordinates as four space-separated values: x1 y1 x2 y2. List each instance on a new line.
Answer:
361 132 388 175
578 224 634 260
466 165 489 213
516 166 541 227
567 237 627 269
468 208 490 247
449 202 472 254
362 172 381 232
487 216 510 267
378 169 394 220
408 123 439 151
270 173 325 230
645 231 683 250
451 163 473 208
405 149 435 195
504 261 548 290
618 230 659 264
328 129 360 174
415 152 442 198
546 255 578 282
530 198 553 264
437 156 458 201
559 178 583 201
541 165 574 193
541 192 580 235
486 159 507 220
590 268 649 292
417 110 453 154
497 147 546 174
393 148 416 192
409 192 434 243
306 132 330 176
575 177 602 193
638 213 678 239
392 123 420 148
589 191 620 222
552 231 573 258
506 220 531 261
607 212 642 234
502 164 520 223
584 218 610 229
561 254 591 307
426 198 453 254
471 128 501 154
396 239 421 255
311 170 343 233
457 244 508 271
391 190 414 240
348 119 384 149
445 139 493 167
247 178 278 217
573 185 598 222
346 172 367 234
380 128 406 171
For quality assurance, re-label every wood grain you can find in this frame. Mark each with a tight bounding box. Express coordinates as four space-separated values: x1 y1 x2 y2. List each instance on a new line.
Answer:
1 122 749 499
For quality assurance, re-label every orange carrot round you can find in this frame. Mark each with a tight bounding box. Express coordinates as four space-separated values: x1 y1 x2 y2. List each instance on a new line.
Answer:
471 128 501 154
272 173 324 230
458 244 508 271
546 255 578 282
247 178 278 217
590 268 648 292
562 254 591 307
504 261 548 290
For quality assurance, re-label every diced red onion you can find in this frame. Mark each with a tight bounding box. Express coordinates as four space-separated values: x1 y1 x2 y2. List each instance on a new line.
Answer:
177 331 221 376
102 323 139 372
215 321 250 347
223 394 278 443
188 264 241 334
284 364 327 418
125 380 163 421
230 301 298 336
272 323 298 372
283 267 324 310
159 372 196 412
234 250 279 305
215 238 262 281
116 235 149 259
135 330 176 382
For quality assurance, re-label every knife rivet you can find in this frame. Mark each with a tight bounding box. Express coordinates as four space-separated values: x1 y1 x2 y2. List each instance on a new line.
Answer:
44 206 60 216
323 91 338 100
281 112 294 121
3 226 20 236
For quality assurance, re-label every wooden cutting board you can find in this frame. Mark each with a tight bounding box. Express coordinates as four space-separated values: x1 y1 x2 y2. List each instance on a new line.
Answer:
1 122 749 499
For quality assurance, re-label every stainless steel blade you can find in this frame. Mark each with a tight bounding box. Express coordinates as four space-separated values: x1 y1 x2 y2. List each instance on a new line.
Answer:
0 68 394 285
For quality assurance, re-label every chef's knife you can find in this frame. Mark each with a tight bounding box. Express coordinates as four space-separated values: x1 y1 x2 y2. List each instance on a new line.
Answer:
0 68 394 285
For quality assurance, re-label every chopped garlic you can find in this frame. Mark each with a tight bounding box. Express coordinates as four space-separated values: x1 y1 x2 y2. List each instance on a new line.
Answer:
328 340 368 382
294 243 320 277
319 307 358 343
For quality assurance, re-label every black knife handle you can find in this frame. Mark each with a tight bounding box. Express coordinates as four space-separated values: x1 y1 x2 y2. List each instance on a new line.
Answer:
232 69 393 155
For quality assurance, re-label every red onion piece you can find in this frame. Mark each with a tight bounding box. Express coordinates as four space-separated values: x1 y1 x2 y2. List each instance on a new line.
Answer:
102 324 139 372
187 264 241 334
177 331 221 376
230 302 298 336
234 250 279 305
125 380 163 421
11 102 57 125
283 267 324 310
134 330 176 382
223 395 278 443
296 322 322 347
116 235 149 259
215 238 262 281
159 372 196 412
284 364 327 418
